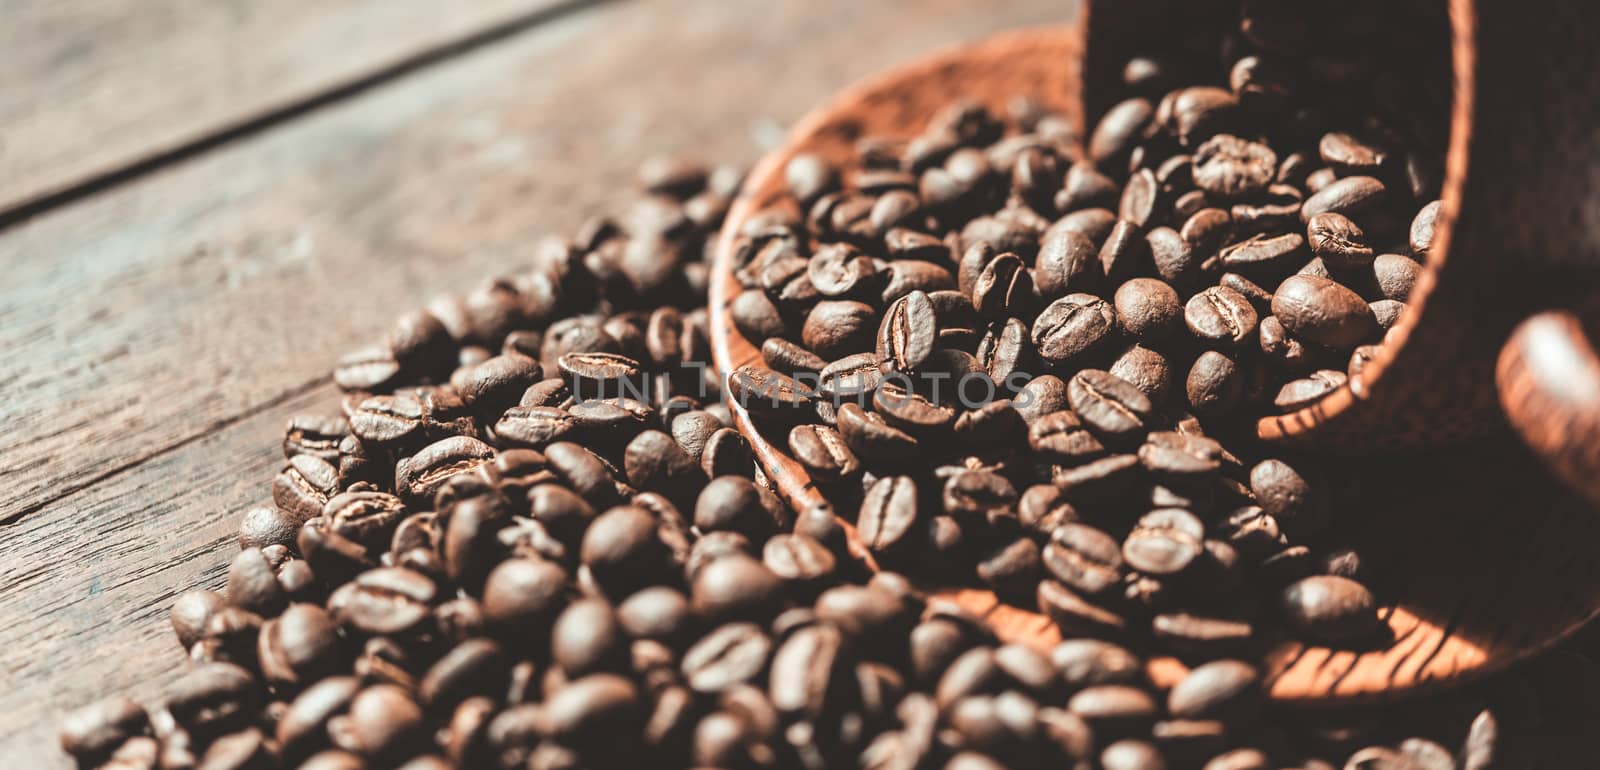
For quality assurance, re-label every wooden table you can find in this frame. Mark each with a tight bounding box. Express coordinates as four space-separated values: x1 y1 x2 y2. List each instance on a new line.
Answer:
0 1 1068 764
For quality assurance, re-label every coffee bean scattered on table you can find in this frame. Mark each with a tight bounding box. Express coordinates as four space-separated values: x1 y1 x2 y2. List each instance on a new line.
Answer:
55 4 1572 769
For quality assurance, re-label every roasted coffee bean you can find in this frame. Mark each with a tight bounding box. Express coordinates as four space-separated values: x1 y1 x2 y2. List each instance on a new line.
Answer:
1035 228 1100 298
816 352 882 404
788 424 860 482
1044 524 1126 597
1089 98 1155 166
1123 509 1206 576
1319 131 1387 173
1108 343 1173 404
1067 684 1160 735
971 252 1034 319
836 402 918 459
803 300 878 360
623 429 699 503
730 288 788 341
1273 274 1378 350
557 351 643 401
1192 134 1276 199
942 470 1018 525
786 153 837 203
1098 219 1149 285
1186 286 1259 348
551 599 627 676
874 381 957 438
492 406 574 450
1279 575 1379 643
284 414 348 464
761 533 837 587
728 365 816 416
331 566 437 636
692 552 784 622
1139 432 1222 479
323 490 406 552
166 663 259 739
1301 175 1386 223
1274 369 1350 411
681 622 772 694
458 353 541 420
878 290 938 371
1372 253 1422 302
1410 200 1442 259
335 346 402 392
226 548 285 617
273 455 340 523
394 437 496 505
259 604 340 689
1052 639 1146 690
1102 740 1167 770
1249 459 1330 538
1147 226 1201 292
1029 410 1108 462
1151 614 1255 660
761 337 827 375
808 243 883 298
59 696 149 762
1054 453 1142 502
769 623 847 717
1371 299 1409 331
1217 232 1306 274
1033 294 1116 365
695 477 778 542
481 557 567 637
238 506 300 551
1068 370 1152 441
699 428 752 478
1167 659 1261 721
1114 278 1181 342
858 476 921 556
1203 747 1272 770
171 589 227 650
1306 211 1374 269
1053 207 1119 245
1120 168 1161 227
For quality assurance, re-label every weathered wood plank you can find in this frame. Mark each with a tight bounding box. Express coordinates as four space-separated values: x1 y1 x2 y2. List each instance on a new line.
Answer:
0 0 1067 763
0 0 578 218
0 0 1064 523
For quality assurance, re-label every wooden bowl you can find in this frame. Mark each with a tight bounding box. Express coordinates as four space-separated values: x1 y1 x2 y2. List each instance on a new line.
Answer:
707 11 1600 702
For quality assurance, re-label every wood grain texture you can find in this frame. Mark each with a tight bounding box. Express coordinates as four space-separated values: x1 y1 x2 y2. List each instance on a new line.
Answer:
707 24 1600 704
0 0 577 217
0 0 1069 764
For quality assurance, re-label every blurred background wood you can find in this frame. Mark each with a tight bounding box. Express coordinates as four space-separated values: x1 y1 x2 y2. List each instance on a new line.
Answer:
0 0 1065 765
0 0 577 219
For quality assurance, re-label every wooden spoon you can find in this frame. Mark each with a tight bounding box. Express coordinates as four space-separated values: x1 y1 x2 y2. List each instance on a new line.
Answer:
707 24 1600 703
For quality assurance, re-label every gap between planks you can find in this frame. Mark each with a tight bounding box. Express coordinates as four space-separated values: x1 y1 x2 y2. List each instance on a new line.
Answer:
0 0 617 233
0 376 328 528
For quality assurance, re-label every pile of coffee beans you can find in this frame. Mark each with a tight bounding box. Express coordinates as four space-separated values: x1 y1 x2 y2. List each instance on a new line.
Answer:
724 0 1451 669
57 153 1580 769
56 3 1583 769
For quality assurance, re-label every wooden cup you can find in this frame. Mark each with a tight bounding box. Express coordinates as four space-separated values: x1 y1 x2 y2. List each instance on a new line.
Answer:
708 2 1600 703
